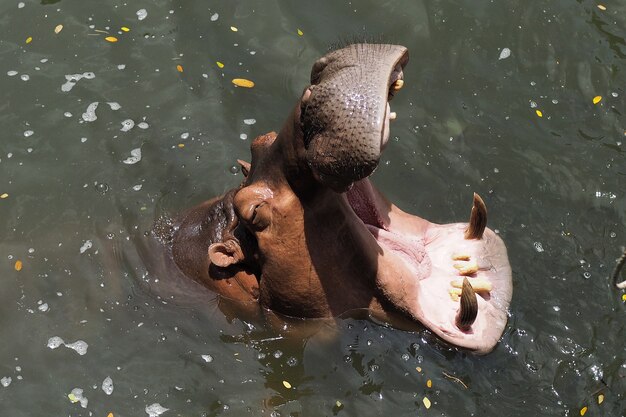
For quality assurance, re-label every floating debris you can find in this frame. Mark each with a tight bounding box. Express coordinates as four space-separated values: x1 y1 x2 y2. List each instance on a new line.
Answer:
61 72 95 92
138 122 149 129
597 393 604 404
120 119 135 132
25 36 32 44
176 64 183 73
137 9 148 21
123 148 142 165
82 102 99 122
121 26 130 32
107 102 121 111
282 380 292 389
24 130 34 137
105 36 118 43
69 388 88 408
597 4 606 10
14 260 23 271
210 13 219 22
7 70 18 76
297 29 304 36
593 95 602 104
498 47 511 60
230 26 238 32
216 61 224 68
580 406 588 416
232 78 254 88
535 109 543 118
79 240 93 254
102 376 114 395
1 377 12 387
243 118 256 125
47 336 89 355
54 24 63 34
423 397 431 409
201 354 213 363
426 379 432 388
145 403 169 417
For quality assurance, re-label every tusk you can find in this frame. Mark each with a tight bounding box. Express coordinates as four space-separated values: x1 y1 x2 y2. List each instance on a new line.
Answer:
237 159 251 177
392 79 404 90
464 193 487 240
455 277 478 331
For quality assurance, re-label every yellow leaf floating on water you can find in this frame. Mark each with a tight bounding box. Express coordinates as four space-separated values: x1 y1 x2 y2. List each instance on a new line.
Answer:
593 95 602 104
178 143 185 148
105 36 118 43
426 379 432 388
107 413 114 417
597 4 607 10
416 367 422 372
54 24 63 34
176 64 184 73
68 393 78 403
0 193 8 199
536 109 543 118
216 61 224 69
423 397 431 409
622 293 626 302
297 28 304 36
598 393 604 404
335 400 342 407
230 26 238 32
282 380 292 389
26 36 32 44
580 406 588 416
232 78 255 88
121 26 130 32
15 260 23 271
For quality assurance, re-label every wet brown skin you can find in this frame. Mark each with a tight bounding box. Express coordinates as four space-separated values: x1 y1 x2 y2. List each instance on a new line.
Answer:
165 44 513 353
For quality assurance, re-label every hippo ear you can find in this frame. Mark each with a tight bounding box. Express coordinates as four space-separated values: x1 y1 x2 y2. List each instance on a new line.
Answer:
237 159 251 178
208 239 244 268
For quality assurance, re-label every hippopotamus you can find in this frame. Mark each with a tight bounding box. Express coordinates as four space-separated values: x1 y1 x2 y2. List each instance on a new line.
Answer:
167 44 513 354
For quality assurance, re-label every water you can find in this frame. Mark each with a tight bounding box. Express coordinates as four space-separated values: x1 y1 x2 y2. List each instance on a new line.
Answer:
1 0 625 416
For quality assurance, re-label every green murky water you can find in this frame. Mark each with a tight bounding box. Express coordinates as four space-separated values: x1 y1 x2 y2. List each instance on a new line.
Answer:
1 0 625 416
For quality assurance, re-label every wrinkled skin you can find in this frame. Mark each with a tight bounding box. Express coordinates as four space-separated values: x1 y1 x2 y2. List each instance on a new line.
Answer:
166 44 513 354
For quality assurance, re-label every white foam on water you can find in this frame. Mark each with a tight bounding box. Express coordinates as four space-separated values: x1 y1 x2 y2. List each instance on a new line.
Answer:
123 148 142 165
82 102 99 122
146 403 169 417
102 376 114 395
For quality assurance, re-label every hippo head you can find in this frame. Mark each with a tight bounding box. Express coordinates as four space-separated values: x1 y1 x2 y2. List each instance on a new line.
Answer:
182 44 512 354
299 44 409 192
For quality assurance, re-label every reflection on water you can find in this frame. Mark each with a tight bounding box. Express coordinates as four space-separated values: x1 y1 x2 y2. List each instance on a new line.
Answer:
0 0 624 416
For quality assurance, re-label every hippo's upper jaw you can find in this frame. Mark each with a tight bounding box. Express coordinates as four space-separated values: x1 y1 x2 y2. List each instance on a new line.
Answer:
299 44 409 192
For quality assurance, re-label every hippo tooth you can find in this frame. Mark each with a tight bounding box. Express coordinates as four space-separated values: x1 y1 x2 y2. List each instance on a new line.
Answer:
392 79 404 90
455 277 478 331
389 112 397 120
464 193 487 240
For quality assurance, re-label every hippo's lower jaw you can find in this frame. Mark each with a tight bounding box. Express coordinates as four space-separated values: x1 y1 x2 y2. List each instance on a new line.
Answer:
346 180 512 354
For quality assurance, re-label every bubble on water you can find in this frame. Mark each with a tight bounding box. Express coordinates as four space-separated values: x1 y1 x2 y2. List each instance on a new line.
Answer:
552 99 559 104
498 48 511 60
23 130 33 137
611 92 618 98
80 240 92 254
28 248 34 253
583 271 591 279
120 119 135 132
553 306 560 312
7 70 18 76
610 231 616 238
243 118 256 125
117 64 126 70
82 102 99 122
201 354 213 363
18 2 25 8
107 102 121 111
401 353 410 361
1 377 12 387
38 303 49 312
123 148 142 165
286 357 298 367
70 388 88 408
102 376 114 395
96 182 109 194
136 8 148 20
240 133 248 140
64 112 72 117
180 132 189 139
367 339 373 346
146 403 169 417
529 101 537 109
229 165 239 174
81 137 88 143
210 13 219 21
273 350 283 359
138 122 149 129
533 242 544 252
20 74 29 81
132 184 143 191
